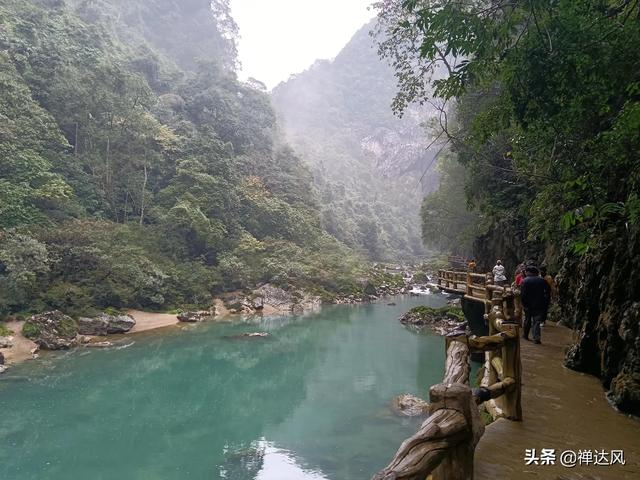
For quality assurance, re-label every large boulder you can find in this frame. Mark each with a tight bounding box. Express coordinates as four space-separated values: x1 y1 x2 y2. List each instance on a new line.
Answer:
0 336 12 348
99 313 135 333
221 285 321 314
253 284 294 310
77 317 109 336
222 292 256 314
76 313 136 334
23 311 78 350
177 311 214 323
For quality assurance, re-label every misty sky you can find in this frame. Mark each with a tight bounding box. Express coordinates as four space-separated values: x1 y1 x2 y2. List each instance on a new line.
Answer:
230 0 376 89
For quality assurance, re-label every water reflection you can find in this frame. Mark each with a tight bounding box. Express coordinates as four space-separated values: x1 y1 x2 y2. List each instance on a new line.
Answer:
0 295 448 480
221 440 329 480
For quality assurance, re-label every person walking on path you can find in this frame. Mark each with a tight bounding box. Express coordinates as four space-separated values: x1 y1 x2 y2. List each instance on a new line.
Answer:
521 265 551 344
492 260 507 285
539 266 557 298
539 266 557 326
514 264 526 287
468 259 477 272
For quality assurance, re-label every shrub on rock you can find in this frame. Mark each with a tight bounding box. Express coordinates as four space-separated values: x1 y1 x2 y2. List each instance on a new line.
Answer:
23 311 78 350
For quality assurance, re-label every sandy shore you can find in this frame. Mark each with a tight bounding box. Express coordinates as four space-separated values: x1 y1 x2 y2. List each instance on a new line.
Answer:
1 321 38 365
126 310 180 333
0 306 238 368
213 298 231 316
0 295 319 368
0 311 182 368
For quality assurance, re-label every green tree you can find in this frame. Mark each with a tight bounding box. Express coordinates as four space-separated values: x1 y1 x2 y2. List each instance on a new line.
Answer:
0 232 50 314
0 53 72 228
375 0 640 252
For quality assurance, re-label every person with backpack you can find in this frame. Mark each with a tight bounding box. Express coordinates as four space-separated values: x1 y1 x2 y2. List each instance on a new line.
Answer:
520 265 551 344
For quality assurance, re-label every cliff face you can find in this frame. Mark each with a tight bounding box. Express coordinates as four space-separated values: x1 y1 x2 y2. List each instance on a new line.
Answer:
556 225 640 415
473 221 640 415
271 21 442 260
472 218 538 276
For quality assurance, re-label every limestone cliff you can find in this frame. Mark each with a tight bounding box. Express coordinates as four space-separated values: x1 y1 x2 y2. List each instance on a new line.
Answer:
473 222 640 415
556 225 640 415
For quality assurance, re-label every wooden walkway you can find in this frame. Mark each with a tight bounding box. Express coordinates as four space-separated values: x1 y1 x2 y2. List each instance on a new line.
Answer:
376 269 639 479
475 321 640 479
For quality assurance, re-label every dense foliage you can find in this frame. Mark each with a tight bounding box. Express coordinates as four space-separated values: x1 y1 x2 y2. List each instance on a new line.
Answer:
375 0 640 412
0 0 382 317
376 0 640 263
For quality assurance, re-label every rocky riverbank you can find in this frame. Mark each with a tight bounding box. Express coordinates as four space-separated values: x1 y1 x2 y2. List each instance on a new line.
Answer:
398 305 467 336
217 284 322 315
216 281 408 312
0 281 414 373
332 282 408 304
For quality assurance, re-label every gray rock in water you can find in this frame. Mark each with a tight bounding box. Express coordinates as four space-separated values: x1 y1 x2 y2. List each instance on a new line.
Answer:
177 311 213 323
24 311 78 350
77 317 109 336
0 336 12 348
98 313 136 333
85 341 114 348
0 364 7 374
392 394 430 417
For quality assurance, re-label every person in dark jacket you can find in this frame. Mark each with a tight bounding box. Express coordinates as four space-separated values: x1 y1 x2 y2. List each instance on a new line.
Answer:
539 266 557 326
520 266 551 344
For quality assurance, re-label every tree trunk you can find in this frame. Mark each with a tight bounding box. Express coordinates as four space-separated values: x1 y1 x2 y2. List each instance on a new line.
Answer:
139 163 148 225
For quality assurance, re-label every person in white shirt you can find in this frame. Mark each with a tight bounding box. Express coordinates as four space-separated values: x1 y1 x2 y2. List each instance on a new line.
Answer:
492 260 507 285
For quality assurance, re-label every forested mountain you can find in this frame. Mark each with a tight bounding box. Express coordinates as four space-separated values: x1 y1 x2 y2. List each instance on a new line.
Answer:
272 21 443 261
376 0 640 414
0 0 380 317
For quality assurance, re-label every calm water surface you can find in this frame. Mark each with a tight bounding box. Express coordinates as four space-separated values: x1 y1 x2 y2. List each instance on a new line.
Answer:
0 294 452 480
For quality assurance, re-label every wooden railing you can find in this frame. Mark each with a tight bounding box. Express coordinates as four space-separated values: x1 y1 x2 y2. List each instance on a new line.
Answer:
374 272 522 480
435 269 521 318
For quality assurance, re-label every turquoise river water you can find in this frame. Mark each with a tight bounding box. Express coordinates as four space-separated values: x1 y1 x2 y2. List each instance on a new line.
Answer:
0 294 454 480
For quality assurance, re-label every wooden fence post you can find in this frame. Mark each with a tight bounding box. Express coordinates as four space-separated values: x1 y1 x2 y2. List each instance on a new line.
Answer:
514 292 523 325
484 275 492 316
503 293 515 322
501 332 523 421
373 342 483 480
430 384 484 480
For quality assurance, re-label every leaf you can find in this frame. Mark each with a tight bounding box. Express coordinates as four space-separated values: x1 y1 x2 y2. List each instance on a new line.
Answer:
572 241 590 255
560 211 576 231
599 202 625 218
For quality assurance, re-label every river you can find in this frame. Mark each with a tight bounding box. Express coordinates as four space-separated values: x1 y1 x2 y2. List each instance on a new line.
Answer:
0 294 451 480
